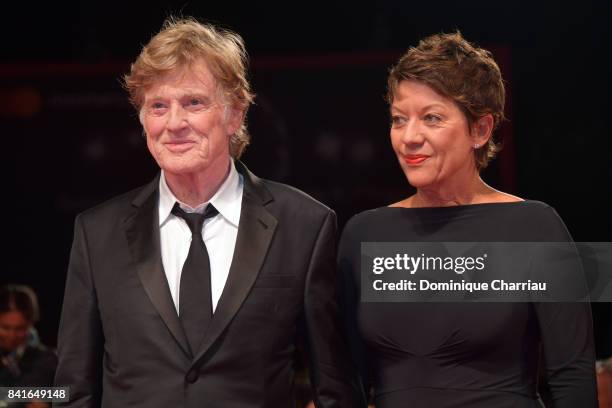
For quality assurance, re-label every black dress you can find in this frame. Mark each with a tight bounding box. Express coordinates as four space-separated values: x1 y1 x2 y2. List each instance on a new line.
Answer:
338 201 597 407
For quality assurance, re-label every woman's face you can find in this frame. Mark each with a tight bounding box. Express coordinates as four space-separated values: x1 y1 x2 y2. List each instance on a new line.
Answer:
0 311 30 352
390 80 480 191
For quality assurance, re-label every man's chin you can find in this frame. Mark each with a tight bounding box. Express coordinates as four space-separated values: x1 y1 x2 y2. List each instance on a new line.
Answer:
160 162 211 177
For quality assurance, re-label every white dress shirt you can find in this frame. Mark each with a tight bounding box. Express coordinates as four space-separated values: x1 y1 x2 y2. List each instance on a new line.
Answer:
158 161 243 314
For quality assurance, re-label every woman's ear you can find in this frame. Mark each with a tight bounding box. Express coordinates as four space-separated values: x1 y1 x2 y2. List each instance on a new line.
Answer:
472 114 494 147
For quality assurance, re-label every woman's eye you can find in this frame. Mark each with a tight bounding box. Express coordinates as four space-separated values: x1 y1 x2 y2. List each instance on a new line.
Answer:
391 115 406 127
424 114 442 124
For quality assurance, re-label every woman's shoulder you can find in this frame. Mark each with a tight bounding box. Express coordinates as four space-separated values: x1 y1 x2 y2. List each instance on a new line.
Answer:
467 197 565 227
514 200 571 238
344 206 393 231
498 199 560 219
338 207 397 261
477 198 572 241
477 190 558 218
486 191 523 203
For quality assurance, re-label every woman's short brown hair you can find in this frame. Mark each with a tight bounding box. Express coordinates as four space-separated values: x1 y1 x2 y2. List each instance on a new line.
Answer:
387 32 506 170
124 17 255 159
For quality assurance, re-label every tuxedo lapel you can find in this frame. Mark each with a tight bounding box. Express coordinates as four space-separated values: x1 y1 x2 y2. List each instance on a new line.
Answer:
124 176 192 358
193 162 278 365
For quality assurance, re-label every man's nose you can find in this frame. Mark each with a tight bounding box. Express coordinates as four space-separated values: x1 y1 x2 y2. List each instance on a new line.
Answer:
166 104 189 132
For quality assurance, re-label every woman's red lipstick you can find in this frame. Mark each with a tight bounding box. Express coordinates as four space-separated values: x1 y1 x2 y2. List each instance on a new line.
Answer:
404 154 429 165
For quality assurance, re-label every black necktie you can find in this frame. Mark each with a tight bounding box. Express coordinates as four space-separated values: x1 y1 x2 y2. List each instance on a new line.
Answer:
171 202 219 354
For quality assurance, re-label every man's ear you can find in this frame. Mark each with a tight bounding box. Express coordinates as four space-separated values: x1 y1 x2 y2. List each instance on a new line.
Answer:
225 105 244 136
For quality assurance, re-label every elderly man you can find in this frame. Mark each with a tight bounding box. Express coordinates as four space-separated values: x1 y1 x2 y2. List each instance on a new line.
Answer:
54 17 365 408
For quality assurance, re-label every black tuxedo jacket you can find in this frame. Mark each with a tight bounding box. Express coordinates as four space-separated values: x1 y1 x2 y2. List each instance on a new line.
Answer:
54 161 365 408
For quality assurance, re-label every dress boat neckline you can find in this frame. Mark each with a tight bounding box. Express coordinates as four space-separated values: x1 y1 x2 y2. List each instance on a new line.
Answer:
385 200 530 211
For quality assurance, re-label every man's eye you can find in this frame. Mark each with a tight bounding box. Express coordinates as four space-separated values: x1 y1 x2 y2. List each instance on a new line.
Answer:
185 99 211 111
146 103 167 116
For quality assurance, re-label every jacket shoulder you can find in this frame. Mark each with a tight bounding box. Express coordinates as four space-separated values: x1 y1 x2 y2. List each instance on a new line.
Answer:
262 179 333 214
77 182 153 223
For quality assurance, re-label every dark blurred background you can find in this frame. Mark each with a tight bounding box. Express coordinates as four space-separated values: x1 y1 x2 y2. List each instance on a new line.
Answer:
1 1 610 357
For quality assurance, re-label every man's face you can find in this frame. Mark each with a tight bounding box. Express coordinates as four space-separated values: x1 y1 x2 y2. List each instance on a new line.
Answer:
141 60 241 178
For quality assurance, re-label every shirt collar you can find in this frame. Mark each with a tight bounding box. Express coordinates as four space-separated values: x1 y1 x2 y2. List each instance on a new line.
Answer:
158 159 242 228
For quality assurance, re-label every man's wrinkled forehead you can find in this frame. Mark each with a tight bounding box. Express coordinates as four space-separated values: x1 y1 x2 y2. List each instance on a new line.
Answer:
141 59 227 104
157 59 216 89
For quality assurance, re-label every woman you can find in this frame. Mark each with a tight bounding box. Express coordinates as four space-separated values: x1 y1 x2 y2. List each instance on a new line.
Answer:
339 32 597 407
0 284 57 401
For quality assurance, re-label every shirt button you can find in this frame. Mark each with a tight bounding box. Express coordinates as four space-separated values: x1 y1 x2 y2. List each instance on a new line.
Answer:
186 370 198 383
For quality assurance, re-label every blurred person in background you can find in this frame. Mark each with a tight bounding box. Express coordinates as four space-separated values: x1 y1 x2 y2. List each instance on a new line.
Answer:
597 358 612 408
0 284 57 408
